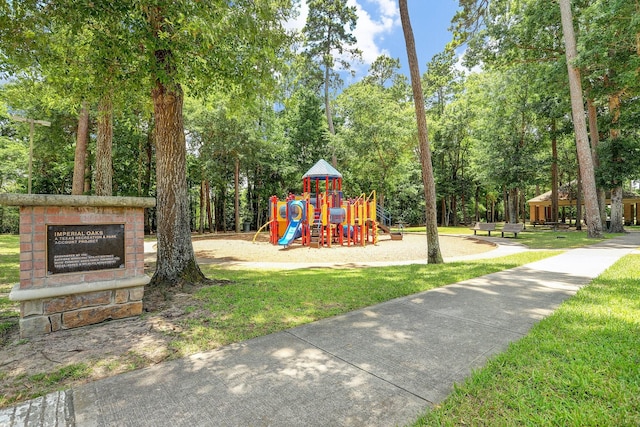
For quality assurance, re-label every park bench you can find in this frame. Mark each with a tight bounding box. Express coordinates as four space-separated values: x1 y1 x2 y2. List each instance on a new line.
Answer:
472 222 496 236
501 223 524 238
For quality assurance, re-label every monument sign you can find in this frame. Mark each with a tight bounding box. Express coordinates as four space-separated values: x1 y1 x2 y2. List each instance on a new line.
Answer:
0 194 155 337
47 224 125 274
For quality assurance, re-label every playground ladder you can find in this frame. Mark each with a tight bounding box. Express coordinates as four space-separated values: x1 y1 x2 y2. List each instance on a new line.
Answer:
310 219 322 248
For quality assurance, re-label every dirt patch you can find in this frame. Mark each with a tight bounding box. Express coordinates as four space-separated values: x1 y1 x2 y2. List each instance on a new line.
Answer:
0 298 187 405
157 232 495 267
0 233 494 406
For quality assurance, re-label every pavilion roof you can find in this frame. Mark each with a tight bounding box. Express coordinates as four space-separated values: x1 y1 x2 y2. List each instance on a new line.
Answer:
528 182 640 204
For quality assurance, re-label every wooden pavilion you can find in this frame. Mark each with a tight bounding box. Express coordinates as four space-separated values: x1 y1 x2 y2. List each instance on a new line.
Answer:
528 184 640 225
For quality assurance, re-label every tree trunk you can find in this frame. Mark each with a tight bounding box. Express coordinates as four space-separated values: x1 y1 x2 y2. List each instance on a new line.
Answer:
145 119 154 197
451 195 458 226
234 156 240 233
324 62 337 168
199 180 205 234
474 185 480 222
142 119 154 234
145 6 205 288
138 116 154 198
508 188 518 223
83 143 92 194
214 187 227 232
252 166 262 228
559 0 603 238
399 0 443 263
551 119 559 223
72 101 89 195
587 98 607 229
576 164 582 230
462 191 468 225
206 180 213 233
150 80 205 287
608 92 624 233
137 129 143 197
95 92 113 196
503 188 509 222
246 179 254 230
609 186 624 232
484 196 488 222
213 193 220 231
491 199 496 222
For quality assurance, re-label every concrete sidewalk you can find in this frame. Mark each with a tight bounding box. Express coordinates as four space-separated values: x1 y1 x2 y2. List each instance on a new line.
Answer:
3 233 639 426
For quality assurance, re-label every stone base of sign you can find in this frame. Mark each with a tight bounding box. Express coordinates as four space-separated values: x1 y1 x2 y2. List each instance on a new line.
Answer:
0 194 155 338
10 277 148 337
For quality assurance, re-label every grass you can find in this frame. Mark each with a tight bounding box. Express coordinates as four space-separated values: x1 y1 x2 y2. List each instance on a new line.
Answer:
0 234 19 286
0 235 20 345
173 251 559 355
516 229 618 249
404 225 616 250
0 230 632 411
9 364 92 404
413 254 640 426
0 232 559 408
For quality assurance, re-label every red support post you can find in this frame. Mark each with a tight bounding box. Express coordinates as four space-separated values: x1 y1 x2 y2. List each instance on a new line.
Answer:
269 196 278 244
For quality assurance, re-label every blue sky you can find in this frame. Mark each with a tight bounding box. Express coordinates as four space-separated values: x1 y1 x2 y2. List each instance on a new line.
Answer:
375 1 460 76
288 0 461 81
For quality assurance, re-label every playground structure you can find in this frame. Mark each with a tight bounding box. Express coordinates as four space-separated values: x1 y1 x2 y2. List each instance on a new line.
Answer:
269 159 378 248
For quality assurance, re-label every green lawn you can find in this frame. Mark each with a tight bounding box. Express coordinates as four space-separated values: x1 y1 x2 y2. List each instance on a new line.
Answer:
173 251 558 355
403 225 616 250
0 232 640 418
413 254 640 426
515 229 618 249
0 232 559 407
0 235 19 336
0 234 19 285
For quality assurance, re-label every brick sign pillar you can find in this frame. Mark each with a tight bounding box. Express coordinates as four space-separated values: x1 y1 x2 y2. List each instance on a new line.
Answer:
0 194 155 338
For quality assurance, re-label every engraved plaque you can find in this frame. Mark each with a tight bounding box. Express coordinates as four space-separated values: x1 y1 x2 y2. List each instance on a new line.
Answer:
47 224 125 274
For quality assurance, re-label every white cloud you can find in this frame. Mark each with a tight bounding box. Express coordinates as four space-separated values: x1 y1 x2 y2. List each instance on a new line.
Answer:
349 0 400 65
453 47 483 75
373 0 398 17
283 1 309 32
285 0 400 69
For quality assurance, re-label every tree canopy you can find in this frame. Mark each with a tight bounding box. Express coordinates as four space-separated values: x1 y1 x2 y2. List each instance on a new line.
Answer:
1 0 639 251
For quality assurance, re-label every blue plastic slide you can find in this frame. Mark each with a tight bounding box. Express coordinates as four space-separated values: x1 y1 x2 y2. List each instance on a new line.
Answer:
278 201 304 246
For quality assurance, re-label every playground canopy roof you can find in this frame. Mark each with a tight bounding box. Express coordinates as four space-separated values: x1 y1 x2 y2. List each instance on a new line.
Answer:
303 159 342 179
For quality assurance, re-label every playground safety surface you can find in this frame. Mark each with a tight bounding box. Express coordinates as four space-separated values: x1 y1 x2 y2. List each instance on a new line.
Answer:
175 232 498 269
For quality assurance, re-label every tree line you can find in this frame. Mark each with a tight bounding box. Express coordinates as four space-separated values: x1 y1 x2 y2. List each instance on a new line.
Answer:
1 1 639 285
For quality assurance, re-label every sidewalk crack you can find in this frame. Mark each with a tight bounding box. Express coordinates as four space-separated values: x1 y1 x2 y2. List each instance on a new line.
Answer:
285 330 434 406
